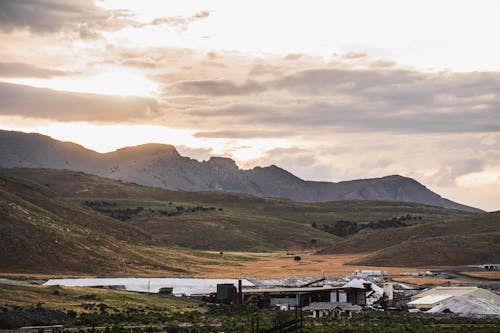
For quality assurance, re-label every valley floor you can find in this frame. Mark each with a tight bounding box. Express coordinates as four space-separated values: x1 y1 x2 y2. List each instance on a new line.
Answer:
3 251 495 287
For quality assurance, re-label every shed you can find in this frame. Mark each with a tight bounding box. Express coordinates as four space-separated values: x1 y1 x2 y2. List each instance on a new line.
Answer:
242 286 335 308
330 279 379 305
303 302 362 319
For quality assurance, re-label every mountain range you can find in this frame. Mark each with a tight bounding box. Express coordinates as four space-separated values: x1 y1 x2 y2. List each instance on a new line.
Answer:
0 130 480 212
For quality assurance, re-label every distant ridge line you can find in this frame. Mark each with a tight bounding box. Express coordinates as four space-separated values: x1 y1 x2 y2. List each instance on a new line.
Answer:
0 129 482 212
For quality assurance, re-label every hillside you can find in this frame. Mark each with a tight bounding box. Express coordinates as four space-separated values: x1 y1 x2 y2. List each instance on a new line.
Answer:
0 168 475 273
319 211 500 267
0 130 480 212
0 170 158 274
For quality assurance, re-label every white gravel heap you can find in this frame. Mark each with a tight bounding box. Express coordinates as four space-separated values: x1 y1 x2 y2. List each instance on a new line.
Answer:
427 295 500 316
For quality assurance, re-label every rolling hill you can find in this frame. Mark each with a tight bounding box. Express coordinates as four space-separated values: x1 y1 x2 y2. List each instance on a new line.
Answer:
318 211 500 267
0 168 478 273
0 130 480 212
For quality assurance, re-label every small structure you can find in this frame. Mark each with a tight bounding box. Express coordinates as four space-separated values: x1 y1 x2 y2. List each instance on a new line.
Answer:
158 287 173 295
408 287 500 311
482 264 500 271
354 270 385 276
303 302 362 319
330 279 382 306
383 283 394 301
216 283 239 304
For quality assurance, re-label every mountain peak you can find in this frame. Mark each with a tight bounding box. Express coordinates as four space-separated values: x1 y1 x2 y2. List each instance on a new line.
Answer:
206 156 239 170
110 143 180 157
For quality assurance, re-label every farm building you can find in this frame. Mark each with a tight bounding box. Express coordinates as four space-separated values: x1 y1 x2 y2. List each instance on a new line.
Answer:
303 302 362 319
408 287 500 311
242 286 335 309
482 264 500 271
330 278 383 305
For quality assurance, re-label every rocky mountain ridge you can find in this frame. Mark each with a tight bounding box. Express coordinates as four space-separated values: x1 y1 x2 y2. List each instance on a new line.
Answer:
0 130 481 212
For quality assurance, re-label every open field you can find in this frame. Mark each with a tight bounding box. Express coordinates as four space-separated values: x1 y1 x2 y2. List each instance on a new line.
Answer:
0 250 424 280
460 271 500 280
0 252 420 279
186 252 421 278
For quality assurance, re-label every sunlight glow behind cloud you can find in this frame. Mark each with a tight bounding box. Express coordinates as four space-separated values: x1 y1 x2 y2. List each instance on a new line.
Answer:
3 70 158 97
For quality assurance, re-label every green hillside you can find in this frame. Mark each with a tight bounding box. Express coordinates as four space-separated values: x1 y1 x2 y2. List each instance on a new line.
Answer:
0 170 252 275
0 168 480 273
319 211 500 267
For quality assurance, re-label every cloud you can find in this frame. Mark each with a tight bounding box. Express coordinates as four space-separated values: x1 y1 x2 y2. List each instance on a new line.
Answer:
176 145 213 161
0 62 76 78
0 0 111 33
157 65 500 136
341 52 367 59
193 130 292 139
127 10 211 32
240 146 337 182
0 1 210 38
0 82 159 122
170 79 264 96
149 10 210 26
284 53 303 61
181 98 500 135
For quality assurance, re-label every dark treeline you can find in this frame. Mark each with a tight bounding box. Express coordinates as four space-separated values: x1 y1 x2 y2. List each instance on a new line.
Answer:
312 214 423 237
83 201 223 221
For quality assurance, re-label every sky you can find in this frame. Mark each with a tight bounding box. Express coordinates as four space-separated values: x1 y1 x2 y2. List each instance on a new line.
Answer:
0 0 499 211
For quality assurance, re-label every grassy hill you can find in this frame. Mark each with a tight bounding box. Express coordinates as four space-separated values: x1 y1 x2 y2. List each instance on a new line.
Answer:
319 211 500 267
0 168 483 274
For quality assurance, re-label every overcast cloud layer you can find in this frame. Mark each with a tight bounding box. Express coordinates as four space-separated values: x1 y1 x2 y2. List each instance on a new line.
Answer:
0 0 499 210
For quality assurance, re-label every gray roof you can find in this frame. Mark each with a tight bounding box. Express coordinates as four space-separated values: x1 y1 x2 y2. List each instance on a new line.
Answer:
303 302 362 311
242 286 335 294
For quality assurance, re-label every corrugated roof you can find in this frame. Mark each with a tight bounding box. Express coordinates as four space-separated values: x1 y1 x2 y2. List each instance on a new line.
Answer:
408 287 500 305
242 286 334 294
412 287 478 300
408 294 452 306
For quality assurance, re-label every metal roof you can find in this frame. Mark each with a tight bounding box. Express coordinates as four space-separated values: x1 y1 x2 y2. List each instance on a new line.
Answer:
242 286 335 294
408 294 452 306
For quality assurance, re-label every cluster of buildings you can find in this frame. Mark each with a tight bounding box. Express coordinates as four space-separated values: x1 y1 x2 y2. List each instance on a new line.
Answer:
44 275 500 319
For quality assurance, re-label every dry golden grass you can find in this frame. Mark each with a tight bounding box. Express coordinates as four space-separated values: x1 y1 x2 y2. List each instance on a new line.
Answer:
459 271 500 280
1 252 425 279
196 252 421 278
